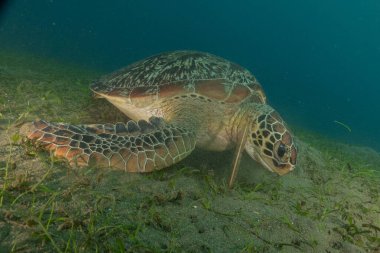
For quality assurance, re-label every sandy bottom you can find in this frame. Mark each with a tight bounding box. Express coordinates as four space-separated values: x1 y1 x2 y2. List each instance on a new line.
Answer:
0 50 379 252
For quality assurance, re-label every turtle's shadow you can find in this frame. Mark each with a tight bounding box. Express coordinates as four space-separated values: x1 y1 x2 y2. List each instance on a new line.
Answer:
179 148 267 184
85 98 129 124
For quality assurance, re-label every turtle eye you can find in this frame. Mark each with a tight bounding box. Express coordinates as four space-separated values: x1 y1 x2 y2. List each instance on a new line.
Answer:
277 143 286 158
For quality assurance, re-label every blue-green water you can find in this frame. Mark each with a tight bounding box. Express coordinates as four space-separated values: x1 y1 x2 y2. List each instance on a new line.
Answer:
1 0 380 151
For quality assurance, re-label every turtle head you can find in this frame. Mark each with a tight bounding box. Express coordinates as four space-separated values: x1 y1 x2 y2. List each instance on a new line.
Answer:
244 106 297 175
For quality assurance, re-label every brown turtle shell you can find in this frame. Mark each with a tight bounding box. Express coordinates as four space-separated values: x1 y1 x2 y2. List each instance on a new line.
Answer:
90 51 266 105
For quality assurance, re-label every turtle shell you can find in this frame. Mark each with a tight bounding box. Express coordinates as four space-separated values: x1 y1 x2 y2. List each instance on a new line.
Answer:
90 51 266 106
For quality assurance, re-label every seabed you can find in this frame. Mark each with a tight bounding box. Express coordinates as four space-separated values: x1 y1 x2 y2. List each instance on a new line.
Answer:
0 50 379 253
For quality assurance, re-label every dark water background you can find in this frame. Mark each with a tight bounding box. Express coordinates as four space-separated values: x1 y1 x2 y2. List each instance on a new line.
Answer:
1 0 379 151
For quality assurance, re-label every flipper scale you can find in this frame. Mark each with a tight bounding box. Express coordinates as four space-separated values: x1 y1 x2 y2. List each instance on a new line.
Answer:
21 118 196 172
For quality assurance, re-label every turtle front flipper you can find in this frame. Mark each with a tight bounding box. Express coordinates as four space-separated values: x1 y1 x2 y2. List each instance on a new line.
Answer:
20 117 196 172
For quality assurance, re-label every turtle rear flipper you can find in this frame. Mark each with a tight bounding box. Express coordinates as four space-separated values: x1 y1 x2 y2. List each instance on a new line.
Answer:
20 118 196 172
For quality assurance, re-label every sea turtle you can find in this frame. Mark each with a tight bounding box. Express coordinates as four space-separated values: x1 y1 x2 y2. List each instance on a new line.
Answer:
21 51 297 182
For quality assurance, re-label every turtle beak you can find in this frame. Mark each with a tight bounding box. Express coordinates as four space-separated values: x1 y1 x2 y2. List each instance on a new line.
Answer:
245 145 294 175
255 152 294 175
272 163 295 175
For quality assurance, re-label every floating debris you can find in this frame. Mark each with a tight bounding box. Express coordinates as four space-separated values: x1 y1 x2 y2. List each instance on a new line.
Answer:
333 120 352 132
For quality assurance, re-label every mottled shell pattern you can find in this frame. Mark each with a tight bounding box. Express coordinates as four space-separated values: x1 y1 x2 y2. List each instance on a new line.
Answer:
91 51 266 106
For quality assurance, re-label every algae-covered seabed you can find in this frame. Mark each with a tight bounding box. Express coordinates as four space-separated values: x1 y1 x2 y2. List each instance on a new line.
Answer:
0 50 379 253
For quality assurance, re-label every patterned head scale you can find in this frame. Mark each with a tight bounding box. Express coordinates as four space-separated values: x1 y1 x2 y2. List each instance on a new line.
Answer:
245 104 297 175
